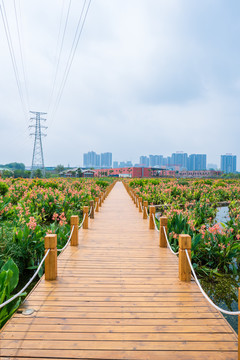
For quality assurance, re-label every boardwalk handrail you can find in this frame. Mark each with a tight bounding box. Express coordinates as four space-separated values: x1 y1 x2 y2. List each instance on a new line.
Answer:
185 249 240 316
0 249 50 309
163 226 179 255
78 213 86 229
152 213 159 232
57 225 75 252
88 206 92 217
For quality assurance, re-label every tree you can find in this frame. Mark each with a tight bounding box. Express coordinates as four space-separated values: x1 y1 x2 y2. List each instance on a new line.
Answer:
55 164 64 173
77 168 83 177
5 162 25 170
2 170 13 178
13 170 30 178
34 169 42 178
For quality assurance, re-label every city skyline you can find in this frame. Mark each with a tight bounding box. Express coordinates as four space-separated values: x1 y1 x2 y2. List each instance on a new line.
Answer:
80 150 237 173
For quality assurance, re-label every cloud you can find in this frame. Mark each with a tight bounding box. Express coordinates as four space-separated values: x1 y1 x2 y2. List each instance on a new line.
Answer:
0 0 239 168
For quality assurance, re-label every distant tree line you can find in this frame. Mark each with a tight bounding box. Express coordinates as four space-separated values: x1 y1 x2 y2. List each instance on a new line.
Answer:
0 163 68 179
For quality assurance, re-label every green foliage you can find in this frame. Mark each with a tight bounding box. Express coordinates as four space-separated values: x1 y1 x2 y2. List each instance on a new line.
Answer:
33 169 42 178
178 179 189 186
95 180 109 188
0 258 25 327
5 163 25 170
0 182 9 196
55 164 64 173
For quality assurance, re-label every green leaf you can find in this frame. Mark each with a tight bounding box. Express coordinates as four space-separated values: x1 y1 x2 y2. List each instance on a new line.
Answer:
0 259 19 293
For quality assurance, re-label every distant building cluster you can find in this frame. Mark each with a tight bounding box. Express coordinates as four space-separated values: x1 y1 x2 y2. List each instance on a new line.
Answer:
139 152 207 171
82 150 237 174
113 161 133 168
83 151 112 168
139 152 237 173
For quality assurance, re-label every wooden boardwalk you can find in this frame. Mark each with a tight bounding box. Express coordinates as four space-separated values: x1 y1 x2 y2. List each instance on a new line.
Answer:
0 181 238 359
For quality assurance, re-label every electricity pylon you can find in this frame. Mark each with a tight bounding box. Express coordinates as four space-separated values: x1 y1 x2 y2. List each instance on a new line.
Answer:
29 111 47 178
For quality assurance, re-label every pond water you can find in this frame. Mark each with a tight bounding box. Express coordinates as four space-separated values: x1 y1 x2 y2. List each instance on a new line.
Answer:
213 206 238 333
202 276 238 334
215 206 230 225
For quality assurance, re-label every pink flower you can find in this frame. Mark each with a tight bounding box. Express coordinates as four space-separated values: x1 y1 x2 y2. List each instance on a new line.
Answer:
52 213 59 221
27 216 37 230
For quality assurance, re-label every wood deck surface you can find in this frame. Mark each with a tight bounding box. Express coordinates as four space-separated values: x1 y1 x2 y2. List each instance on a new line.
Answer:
0 181 238 359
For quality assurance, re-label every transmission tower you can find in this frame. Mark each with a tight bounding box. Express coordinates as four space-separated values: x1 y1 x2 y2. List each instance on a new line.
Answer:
29 111 47 178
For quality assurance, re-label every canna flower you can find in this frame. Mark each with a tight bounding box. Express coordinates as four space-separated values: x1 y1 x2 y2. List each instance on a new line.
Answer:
27 216 37 230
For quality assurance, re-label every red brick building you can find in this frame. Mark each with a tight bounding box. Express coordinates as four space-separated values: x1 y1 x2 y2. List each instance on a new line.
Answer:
95 167 153 178
94 167 222 178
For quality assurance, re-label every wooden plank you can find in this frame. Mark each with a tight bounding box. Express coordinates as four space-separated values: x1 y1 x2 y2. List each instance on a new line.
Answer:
3 323 232 333
15 305 218 313
0 350 238 360
2 331 236 342
13 311 222 320
1 339 238 351
9 317 227 326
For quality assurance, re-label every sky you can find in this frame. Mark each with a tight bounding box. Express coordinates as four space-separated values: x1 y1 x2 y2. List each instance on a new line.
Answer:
0 0 240 169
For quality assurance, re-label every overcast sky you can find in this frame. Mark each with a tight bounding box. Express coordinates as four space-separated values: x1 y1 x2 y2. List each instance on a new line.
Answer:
0 0 240 168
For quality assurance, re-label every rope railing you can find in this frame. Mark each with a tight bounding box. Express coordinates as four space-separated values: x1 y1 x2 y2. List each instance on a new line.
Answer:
0 249 50 309
57 225 75 252
152 213 159 232
78 213 86 229
163 226 179 255
185 249 240 315
88 206 92 217
147 207 149 219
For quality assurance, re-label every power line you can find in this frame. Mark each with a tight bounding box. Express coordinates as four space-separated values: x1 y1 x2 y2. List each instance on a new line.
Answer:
49 0 92 126
0 0 28 120
13 0 29 108
48 0 72 113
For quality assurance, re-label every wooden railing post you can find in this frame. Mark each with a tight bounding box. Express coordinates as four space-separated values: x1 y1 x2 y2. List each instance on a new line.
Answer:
131 190 134 201
138 197 142 213
44 234 57 281
179 234 191 282
133 192 136 204
143 201 148 219
136 195 139 208
149 206 156 229
70 215 79 246
99 195 102 207
90 200 94 219
160 217 168 248
83 206 89 229
95 197 99 212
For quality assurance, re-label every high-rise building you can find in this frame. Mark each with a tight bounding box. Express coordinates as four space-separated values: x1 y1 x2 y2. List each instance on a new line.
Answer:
140 156 149 167
96 155 100 167
188 154 207 171
149 155 163 167
113 161 118 168
221 154 237 173
83 151 98 168
171 152 188 169
119 161 133 167
101 152 112 168
207 163 218 170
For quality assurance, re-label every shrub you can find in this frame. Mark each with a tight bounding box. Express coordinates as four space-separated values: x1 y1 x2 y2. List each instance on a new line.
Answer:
0 182 8 196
